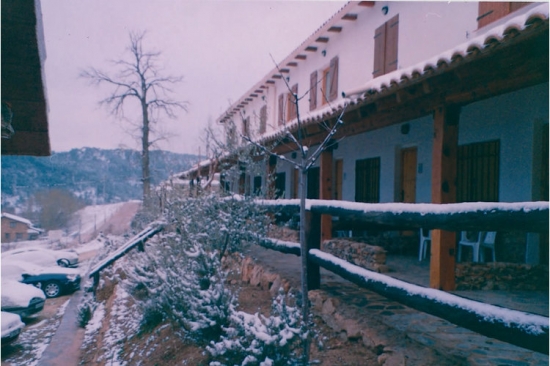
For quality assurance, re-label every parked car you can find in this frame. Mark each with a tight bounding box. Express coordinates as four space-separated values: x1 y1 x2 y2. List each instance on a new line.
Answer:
1 247 79 268
1 280 46 317
1 311 25 346
1 261 81 298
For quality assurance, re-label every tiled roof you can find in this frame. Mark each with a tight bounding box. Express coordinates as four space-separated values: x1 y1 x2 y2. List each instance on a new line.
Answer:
256 2 549 146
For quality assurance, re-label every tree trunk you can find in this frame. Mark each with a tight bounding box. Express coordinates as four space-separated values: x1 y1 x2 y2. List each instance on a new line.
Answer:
299 167 310 365
141 101 150 201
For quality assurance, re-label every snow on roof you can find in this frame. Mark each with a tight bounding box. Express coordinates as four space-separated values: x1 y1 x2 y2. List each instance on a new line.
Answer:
250 2 549 146
1 212 33 226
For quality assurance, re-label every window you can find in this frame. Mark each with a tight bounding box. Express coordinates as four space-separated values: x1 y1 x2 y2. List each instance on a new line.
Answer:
242 117 250 142
253 176 262 196
355 157 381 203
457 140 500 202
477 2 530 29
259 105 267 134
5 233 10 240
286 84 298 121
373 14 399 79
227 122 236 146
321 56 339 105
9 221 16 228
15 233 23 240
309 71 318 111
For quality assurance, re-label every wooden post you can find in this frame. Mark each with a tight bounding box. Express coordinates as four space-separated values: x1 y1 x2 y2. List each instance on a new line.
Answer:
305 210 321 290
430 105 459 290
320 149 333 242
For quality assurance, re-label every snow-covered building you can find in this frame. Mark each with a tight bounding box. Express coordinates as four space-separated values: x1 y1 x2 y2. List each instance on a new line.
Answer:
181 2 548 289
1 212 43 243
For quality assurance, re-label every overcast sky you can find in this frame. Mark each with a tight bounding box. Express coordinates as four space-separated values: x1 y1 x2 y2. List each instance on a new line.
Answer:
41 1 347 155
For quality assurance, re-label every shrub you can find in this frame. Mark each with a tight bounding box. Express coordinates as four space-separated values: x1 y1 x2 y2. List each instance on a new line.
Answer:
207 290 304 366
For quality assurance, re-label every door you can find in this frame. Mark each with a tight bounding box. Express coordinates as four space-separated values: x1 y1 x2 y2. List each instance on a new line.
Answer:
400 147 417 203
334 159 343 200
307 167 320 199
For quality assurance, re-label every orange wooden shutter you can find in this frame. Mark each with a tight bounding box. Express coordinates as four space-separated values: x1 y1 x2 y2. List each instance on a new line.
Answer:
329 56 339 102
289 84 298 120
373 23 386 78
478 2 510 28
309 70 318 111
278 93 284 125
385 15 399 74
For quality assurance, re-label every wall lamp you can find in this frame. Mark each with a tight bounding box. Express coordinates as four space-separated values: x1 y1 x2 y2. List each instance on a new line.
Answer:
321 50 327 57
382 6 389 15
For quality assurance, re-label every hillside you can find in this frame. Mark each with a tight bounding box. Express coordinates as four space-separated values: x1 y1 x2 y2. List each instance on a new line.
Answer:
1 148 197 211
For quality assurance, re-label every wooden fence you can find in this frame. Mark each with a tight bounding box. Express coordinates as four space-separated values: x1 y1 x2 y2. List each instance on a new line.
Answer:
257 199 549 354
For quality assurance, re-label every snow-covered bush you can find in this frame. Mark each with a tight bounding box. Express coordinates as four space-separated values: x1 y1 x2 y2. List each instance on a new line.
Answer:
126 193 270 344
207 290 305 366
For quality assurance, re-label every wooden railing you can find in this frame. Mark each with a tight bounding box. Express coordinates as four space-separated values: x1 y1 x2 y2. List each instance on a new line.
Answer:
256 199 549 354
88 222 164 287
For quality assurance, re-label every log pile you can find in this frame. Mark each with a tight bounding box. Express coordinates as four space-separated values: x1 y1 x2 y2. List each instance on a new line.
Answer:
322 238 388 273
456 262 549 291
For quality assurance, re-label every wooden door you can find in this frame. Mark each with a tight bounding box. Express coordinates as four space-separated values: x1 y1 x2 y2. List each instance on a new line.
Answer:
400 147 417 203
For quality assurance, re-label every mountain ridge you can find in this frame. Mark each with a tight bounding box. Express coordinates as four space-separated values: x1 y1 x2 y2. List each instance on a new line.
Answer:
1 147 197 212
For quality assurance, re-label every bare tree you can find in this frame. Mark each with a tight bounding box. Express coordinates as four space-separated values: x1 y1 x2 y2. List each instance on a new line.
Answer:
241 58 347 364
81 31 189 201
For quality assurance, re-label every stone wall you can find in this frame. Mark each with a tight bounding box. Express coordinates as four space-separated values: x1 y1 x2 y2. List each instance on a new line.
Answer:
456 262 549 291
322 238 389 273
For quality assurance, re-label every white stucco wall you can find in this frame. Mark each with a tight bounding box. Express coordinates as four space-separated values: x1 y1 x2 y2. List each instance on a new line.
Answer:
228 1 484 140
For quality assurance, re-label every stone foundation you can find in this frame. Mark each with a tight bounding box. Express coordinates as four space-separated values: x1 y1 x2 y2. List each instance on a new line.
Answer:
322 238 389 273
456 262 549 291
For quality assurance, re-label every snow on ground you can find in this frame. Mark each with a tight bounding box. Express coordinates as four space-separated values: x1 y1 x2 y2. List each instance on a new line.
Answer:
4 299 71 366
71 201 139 238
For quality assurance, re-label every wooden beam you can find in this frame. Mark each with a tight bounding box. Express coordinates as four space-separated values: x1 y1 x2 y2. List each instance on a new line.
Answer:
430 105 460 291
320 149 333 242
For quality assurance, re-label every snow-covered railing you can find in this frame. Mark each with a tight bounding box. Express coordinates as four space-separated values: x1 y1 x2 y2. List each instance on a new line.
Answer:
256 199 549 232
254 199 549 353
309 249 549 355
259 237 301 256
89 222 164 286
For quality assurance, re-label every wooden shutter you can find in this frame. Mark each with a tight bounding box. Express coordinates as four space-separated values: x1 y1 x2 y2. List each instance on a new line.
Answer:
373 23 386 78
259 105 267 134
278 93 284 125
478 2 510 28
385 15 399 74
288 84 298 120
329 56 339 102
309 71 318 111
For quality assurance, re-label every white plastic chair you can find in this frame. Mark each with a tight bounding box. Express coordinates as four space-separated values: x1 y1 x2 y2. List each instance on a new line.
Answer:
479 231 497 262
418 229 431 261
457 231 482 262
457 231 496 262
